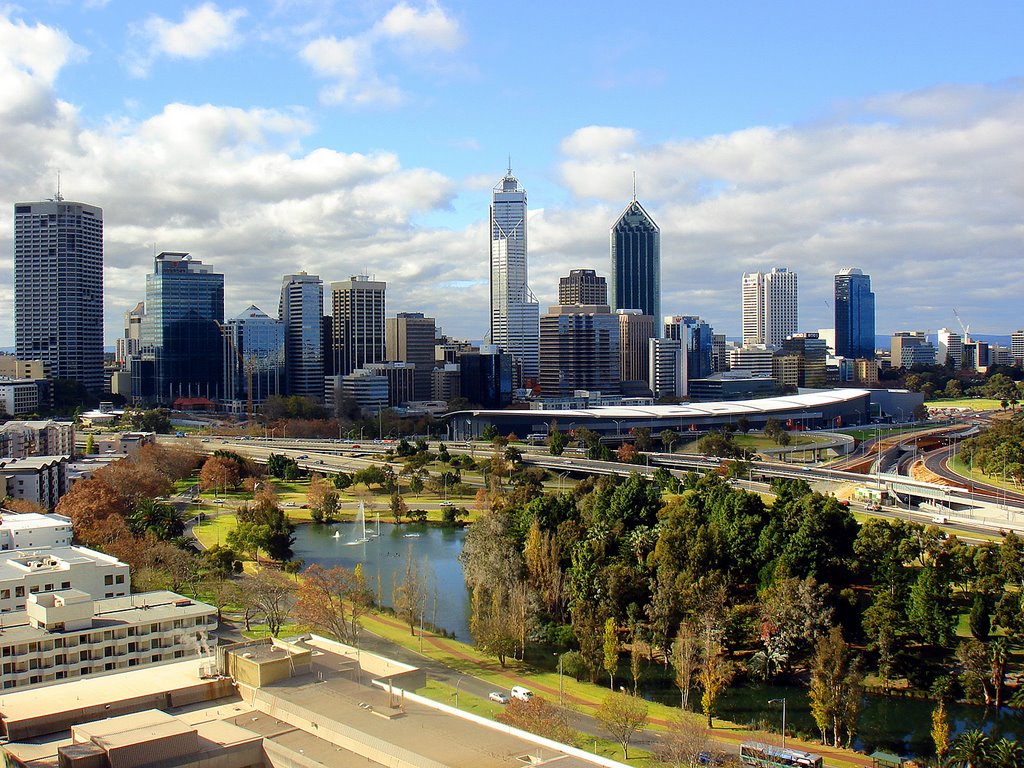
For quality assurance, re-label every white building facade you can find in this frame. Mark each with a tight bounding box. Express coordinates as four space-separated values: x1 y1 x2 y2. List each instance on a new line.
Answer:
0 590 216 691
490 171 539 381
0 512 74 551
0 546 129 613
742 267 798 348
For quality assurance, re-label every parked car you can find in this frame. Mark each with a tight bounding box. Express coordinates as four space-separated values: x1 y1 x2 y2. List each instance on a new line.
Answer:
488 691 509 704
510 686 533 702
698 752 725 766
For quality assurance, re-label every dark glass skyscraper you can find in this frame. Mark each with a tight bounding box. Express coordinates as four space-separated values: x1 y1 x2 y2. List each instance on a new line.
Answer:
14 198 104 393
141 252 225 403
610 198 660 322
834 268 875 359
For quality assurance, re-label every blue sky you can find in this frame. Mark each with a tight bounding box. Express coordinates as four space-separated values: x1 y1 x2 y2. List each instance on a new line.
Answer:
1 1 1023 346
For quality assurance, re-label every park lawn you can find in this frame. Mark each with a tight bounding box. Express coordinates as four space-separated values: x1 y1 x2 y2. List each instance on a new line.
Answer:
927 398 1006 411
242 620 310 640
415 681 651 762
947 455 1024 494
193 514 238 549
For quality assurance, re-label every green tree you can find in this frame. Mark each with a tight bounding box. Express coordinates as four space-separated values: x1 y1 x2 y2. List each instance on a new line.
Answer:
908 565 956 647
549 429 567 456
808 627 863 748
659 429 680 453
603 617 620 689
948 729 990 768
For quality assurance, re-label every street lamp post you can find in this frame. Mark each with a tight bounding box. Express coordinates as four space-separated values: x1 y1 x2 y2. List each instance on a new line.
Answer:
768 697 787 750
555 652 564 706
454 675 465 708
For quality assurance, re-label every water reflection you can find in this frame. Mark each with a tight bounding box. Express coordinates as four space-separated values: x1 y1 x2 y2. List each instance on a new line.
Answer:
292 522 472 640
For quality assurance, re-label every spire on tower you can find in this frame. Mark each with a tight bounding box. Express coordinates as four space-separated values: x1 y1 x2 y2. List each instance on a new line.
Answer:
632 170 636 202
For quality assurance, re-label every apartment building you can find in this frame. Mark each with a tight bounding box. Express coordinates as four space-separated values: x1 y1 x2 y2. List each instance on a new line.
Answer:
0 512 73 550
0 456 70 510
0 547 129 613
0 590 216 691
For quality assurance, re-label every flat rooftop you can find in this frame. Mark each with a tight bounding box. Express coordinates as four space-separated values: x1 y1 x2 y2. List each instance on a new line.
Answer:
253 656 611 768
0 513 72 531
0 546 122 578
0 658 210 724
0 591 214 644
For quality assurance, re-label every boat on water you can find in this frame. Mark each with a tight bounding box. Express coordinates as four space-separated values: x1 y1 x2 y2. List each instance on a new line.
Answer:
402 533 421 538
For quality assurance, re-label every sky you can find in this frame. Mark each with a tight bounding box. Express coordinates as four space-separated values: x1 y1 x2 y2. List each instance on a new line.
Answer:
1 1 1023 348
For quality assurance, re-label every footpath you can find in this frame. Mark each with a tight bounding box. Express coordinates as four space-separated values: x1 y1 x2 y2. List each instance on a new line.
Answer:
357 609 870 768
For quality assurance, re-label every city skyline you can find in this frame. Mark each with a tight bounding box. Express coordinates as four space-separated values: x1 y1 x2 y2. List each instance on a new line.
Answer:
1 3 1023 346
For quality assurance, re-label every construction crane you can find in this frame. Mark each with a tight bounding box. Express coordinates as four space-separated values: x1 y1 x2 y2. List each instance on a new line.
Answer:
215 321 254 423
952 308 971 341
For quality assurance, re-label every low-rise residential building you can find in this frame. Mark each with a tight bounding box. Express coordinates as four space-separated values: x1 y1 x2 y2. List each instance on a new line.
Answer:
0 512 74 550
0 590 216 692
0 547 129 613
0 456 70 510
0 420 74 458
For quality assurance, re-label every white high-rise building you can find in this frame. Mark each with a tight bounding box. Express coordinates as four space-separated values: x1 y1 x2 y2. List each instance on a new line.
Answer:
14 199 104 393
937 328 964 368
490 169 539 381
741 268 798 348
648 338 685 399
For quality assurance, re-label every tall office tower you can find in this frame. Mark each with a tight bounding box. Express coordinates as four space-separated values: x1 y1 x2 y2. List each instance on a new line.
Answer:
332 275 386 377
665 315 714 380
1012 331 1024 366
490 169 539 380
460 345 514 408
141 252 224 403
539 304 620 398
279 273 324 399
610 196 660 321
14 198 104 393
386 312 437 401
741 267 798 347
711 333 727 373
223 305 285 414
648 337 684 399
834 268 875 359
937 328 964 369
559 269 608 305
617 310 655 387
890 332 936 368
116 302 145 367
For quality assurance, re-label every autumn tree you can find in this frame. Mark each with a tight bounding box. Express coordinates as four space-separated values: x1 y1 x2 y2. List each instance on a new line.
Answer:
393 553 428 635
199 456 241 495
306 476 340 523
672 621 702 711
95 461 172 513
596 690 648 760
55 479 128 545
603 617 620 689
496 698 579 746
293 564 371 644
698 636 733 729
654 712 710 768
240 568 294 636
808 627 863 747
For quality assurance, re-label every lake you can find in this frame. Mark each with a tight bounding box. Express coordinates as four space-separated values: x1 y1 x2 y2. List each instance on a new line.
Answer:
292 520 472 640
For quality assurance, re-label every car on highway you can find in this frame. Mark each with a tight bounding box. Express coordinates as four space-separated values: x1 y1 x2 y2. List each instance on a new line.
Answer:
488 691 509 705
296 454 308 459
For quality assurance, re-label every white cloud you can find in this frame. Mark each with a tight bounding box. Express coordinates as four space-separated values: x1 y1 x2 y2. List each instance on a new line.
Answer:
127 3 246 77
374 2 463 52
301 1 462 106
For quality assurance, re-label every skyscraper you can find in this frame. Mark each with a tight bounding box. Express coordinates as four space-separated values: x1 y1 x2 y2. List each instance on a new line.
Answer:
332 275 386 377
141 252 224 403
559 269 608 305
223 305 285 414
617 310 655 388
665 315 714 380
937 328 964 368
539 304 620 397
386 312 436 401
116 302 145 368
834 268 875 359
490 169 539 380
279 273 324 399
741 267 798 348
610 196 660 321
14 198 104 392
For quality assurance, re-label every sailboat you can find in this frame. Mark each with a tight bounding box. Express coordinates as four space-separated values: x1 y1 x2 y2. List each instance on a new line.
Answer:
343 501 369 545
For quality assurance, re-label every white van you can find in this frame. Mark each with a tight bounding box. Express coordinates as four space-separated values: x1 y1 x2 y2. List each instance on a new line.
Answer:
510 686 533 702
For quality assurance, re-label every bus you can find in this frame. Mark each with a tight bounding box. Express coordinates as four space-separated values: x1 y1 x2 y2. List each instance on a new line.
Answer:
740 743 824 768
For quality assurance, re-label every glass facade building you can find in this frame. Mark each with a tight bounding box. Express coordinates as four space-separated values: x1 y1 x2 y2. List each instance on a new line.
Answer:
14 199 104 393
490 170 539 381
665 315 714 380
834 268 875 359
140 252 225 403
280 273 324 399
223 305 285 413
610 199 660 322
